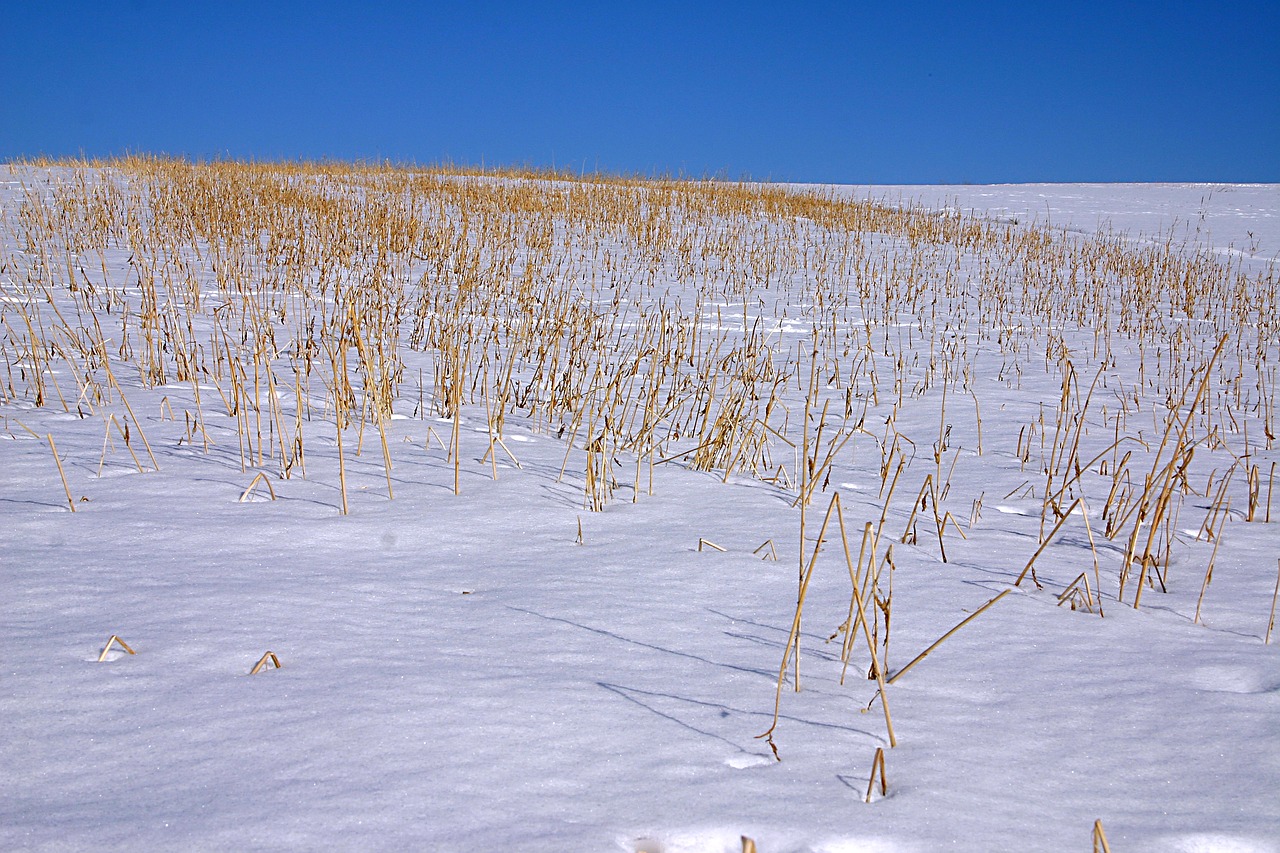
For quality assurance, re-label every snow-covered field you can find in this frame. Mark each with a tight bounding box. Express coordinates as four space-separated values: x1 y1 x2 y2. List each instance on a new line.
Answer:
2 163 1277 852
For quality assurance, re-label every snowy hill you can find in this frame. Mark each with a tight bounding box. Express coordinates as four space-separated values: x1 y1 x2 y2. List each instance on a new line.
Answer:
2 162 1277 852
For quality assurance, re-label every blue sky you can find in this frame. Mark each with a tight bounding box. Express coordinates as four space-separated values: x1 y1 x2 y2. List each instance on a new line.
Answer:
3 1 1277 183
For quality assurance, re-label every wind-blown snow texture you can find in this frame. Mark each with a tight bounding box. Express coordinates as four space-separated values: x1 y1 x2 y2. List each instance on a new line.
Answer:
2 170 1278 852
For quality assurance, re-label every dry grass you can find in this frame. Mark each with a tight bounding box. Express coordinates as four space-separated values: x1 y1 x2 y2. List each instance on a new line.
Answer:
3 156 1277 777
96 634 135 662
865 746 888 803
250 651 282 675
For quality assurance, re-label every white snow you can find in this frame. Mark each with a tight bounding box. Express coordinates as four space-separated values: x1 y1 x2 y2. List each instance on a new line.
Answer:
2 164 1278 852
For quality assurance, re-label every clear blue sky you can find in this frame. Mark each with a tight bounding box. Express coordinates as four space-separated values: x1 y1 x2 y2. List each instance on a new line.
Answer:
3 1 1277 183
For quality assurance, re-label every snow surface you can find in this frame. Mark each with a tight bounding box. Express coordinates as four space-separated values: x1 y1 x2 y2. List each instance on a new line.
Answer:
2 168 1278 852
815 183 1279 261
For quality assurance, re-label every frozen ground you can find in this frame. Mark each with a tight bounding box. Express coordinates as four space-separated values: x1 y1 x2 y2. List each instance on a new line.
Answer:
1 167 1278 852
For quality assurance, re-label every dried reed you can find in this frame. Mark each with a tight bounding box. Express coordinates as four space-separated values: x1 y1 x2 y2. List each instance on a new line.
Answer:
97 634 135 662
250 651 282 675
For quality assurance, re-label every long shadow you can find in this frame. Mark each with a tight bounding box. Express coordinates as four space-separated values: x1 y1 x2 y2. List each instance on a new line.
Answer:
537 482 584 509
722 630 845 666
599 681 882 744
188 476 339 511
707 607 841 651
836 773 866 793
1138 601 1263 641
0 496 67 511
507 604 774 679
709 610 896 699
599 682 749 754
